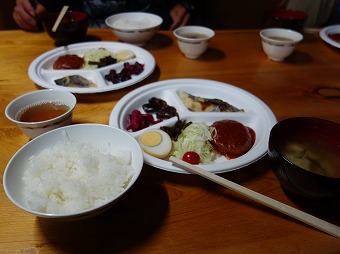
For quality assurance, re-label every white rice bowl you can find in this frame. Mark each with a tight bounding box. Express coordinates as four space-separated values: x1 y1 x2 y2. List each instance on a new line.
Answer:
3 124 144 219
105 12 163 46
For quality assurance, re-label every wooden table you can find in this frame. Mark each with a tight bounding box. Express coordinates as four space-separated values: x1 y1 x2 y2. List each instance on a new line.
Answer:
1 28 339 253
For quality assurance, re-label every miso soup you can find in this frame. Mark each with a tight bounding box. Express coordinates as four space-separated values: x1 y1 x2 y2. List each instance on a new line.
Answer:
283 142 339 178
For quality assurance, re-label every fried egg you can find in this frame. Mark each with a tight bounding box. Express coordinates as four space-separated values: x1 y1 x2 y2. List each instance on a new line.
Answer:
138 129 172 158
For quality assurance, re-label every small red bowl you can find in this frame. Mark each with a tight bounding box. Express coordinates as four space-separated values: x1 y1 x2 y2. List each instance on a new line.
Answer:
264 8 308 32
42 11 88 44
269 8 307 20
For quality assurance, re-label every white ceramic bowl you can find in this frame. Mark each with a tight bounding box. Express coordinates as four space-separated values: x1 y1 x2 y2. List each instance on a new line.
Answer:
5 89 77 139
260 28 303 61
3 124 144 220
173 26 215 59
105 12 163 46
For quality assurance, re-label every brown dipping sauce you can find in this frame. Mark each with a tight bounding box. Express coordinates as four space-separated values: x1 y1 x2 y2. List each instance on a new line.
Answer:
209 120 256 159
328 33 340 43
181 33 209 39
268 36 294 42
17 101 69 122
53 54 85 70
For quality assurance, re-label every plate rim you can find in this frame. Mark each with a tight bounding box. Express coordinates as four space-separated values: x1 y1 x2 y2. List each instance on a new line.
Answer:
319 25 340 49
109 78 277 174
28 41 156 94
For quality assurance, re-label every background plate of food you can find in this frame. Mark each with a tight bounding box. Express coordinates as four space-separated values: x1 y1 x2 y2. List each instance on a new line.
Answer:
109 79 277 174
28 41 155 94
319 25 340 49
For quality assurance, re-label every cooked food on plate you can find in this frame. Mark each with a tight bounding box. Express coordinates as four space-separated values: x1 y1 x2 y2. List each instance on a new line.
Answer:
170 122 217 164
179 90 244 112
127 95 256 164
104 62 144 84
127 98 178 132
140 119 256 164
50 48 143 88
54 75 96 88
209 120 255 159
127 109 163 132
142 97 178 119
160 119 191 141
83 48 136 69
52 48 136 70
53 54 85 70
138 129 172 158
328 33 340 43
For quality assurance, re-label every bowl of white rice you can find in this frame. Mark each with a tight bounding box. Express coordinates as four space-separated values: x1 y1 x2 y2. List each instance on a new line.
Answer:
105 12 163 46
3 124 144 219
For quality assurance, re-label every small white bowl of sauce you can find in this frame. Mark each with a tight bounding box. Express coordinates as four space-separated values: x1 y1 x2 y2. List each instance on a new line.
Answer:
260 28 303 61
5 89 76 139
173 26 215 59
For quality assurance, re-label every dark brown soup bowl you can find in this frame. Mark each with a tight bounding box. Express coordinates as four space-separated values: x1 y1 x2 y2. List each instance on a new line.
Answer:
42 11 88 44
268 117 340 199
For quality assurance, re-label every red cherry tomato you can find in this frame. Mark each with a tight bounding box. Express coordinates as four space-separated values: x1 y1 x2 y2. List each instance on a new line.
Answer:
182 151 200 165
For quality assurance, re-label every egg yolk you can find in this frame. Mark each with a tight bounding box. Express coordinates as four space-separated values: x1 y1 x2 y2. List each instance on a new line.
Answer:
140 132 162 147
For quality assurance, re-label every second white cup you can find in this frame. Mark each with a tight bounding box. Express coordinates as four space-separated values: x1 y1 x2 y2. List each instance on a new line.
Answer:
173 26 215 59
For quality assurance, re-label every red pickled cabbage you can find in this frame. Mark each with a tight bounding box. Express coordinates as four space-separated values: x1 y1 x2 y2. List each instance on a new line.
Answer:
127 109 163 132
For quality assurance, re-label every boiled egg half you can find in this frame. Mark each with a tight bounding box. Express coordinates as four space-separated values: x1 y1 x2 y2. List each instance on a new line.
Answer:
138 129 172 158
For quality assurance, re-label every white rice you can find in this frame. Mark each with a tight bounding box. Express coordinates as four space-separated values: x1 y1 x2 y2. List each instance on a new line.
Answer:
22 141 134 214
113 18 157 30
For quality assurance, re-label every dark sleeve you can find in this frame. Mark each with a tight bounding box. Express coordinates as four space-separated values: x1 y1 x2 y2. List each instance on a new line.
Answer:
36 0 65 11
37 0 83 12
175 0 201 13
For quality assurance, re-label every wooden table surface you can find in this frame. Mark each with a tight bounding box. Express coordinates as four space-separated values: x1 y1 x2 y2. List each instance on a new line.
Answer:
0 28 339 253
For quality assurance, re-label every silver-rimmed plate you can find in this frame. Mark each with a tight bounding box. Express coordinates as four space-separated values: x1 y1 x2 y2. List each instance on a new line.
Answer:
109 79 277 174
28 41 155 94
320 25 340 48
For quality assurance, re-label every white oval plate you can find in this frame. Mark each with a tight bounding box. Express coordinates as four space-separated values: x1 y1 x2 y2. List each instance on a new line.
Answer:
320 25 340 48
109 79 277 174
28 41 155 94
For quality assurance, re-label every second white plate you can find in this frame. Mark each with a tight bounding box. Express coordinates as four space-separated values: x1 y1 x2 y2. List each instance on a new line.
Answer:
28 41 155 94
320 25 340 48
109 79 277 174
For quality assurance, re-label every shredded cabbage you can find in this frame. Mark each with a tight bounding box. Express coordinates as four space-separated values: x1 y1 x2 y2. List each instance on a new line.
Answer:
171 122 216 164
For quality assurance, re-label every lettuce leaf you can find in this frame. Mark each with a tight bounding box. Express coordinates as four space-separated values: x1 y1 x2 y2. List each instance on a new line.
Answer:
171 122 216 164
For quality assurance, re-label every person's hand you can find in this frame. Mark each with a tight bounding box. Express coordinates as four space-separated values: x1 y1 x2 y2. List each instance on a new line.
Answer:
169 4 191 30
13 0 46 31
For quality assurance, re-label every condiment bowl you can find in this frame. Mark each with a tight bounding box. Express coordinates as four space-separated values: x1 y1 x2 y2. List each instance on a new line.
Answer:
268 117 340 199
3 124 144 220
173 26 215 59
105 12 163 46
259 28 303 61
5 89 77 139
42 11 88 45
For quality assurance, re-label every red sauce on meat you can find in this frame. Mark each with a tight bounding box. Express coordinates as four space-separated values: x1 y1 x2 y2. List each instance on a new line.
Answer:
210 120 256 159
328 33 340 43
53 54 85 70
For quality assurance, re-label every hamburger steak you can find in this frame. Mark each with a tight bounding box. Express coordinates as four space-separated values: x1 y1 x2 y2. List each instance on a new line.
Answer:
209 120 255 158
